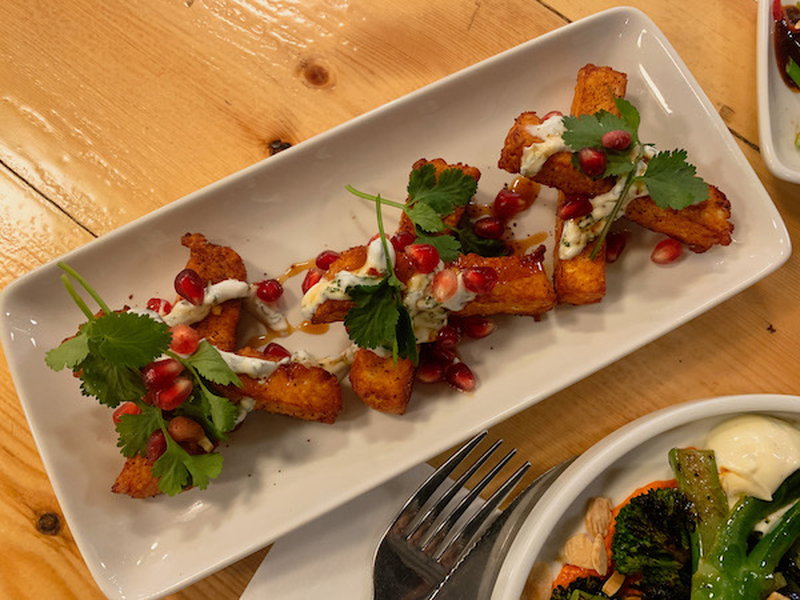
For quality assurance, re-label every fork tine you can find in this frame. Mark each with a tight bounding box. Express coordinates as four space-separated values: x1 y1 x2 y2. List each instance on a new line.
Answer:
389 431 487 535
435 459 531 567
420 447 518 555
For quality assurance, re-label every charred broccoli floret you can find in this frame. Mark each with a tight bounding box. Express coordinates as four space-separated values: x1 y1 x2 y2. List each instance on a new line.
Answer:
610 486 694 599
549 576 607 600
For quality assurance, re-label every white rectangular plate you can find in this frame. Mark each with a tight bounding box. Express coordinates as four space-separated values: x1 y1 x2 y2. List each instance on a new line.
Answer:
0 7 789 599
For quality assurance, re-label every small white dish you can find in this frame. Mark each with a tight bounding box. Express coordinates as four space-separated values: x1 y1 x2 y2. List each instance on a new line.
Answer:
492 394 800 599
757 0 800 182
0 7 790 599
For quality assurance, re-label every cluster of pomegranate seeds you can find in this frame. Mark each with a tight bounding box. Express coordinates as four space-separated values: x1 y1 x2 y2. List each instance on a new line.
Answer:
112 401 142 426
302 268 324 294
168 324 201 355
605 232 627 264
577 147 607 177
146 297 172 316
406 243 440 274
462 267 499 295
558 195 593 221
390 230 415 253
174 268 205 306
315 250 341 271
601 129 632 151
262 342 291 361
142 357 184 390
651 238 683 264
473 216 505 240
255 279 283 303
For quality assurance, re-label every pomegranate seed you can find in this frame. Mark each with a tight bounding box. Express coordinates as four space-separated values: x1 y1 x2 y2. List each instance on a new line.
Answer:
315 250 341 271
527 245 546 264
143 390 156 405
432 270 458 303
174 268 206 306
447 315 464 335
422 343 457 366
416 359 444 384
462 267 499 295
263 342 292 361
146 297 173 316
577 147 607 177
142 358 184 390
405 244 440 274
255 279 283 303
651 238 684 265
146 430 167 461
493 188 526 221
542 110 563 121
473 216 505 239
558 195 594 221
445 362 476 392
113 402 141 426
601 129 632 151
301 268 324 294
169 324 201 355
153 376 193 411
461 316 496 339
390 231 416 253
605 232 627 264
435 325 461 350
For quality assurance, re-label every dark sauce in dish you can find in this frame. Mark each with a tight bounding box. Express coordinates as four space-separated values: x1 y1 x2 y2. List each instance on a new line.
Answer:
774 0 800 91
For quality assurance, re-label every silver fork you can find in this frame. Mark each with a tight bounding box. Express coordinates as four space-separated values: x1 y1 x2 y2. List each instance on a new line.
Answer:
372 431 531 600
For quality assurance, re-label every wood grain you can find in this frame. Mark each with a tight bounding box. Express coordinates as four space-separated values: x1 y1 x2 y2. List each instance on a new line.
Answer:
0 0 797 597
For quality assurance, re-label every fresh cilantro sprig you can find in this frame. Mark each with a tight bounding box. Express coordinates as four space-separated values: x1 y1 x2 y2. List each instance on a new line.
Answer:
342 195 418 365
46 262 241 496
346 163 494 261
562 97 708 258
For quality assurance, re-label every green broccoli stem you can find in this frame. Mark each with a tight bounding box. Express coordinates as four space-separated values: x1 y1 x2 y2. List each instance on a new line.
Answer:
669 448 728 564
691 470 800 600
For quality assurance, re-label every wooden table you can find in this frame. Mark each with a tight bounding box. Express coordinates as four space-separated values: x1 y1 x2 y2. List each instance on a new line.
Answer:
1 0 796 597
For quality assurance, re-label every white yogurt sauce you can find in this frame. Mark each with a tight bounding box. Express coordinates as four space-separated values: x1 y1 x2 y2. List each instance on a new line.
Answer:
403 266 476 344
244 286 289 333
707 415 800 502
520 115 569 177
301 238 394 320
217 349 290 380
163 280 250 327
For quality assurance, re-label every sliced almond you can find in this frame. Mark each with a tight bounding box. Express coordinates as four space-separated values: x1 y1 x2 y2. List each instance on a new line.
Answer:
562 533 594 569
585 496 613 538
591 533 608 576
602 570 626 596
520 561 552 600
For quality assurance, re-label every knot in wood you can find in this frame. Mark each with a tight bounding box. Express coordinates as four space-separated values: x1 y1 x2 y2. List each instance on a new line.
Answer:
36 512 61 535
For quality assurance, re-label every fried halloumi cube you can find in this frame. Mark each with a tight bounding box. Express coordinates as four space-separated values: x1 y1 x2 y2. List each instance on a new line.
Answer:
349 348 416 415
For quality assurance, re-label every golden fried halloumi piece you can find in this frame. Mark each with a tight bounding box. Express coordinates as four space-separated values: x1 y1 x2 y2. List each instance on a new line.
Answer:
349 348 415 415
451 253 557 317
309 245 367 324
221 348 342 424
181 232 248 352
111 455 162 498
396 158 482 235
625 185 733 252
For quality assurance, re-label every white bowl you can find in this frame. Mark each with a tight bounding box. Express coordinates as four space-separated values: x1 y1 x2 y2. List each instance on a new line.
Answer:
757 0 800 182
491 394 800 599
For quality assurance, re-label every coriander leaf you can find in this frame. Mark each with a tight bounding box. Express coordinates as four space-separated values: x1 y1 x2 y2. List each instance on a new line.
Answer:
642 150 708 210
449 214 508 258
345 280 401 352
562 110 632 151
45 332 90 371
405 202 446 233
152 437 224 496
185 341 242 388
79 355 146 407
395 304 418 365
613 97 641 144
413 232 463 262
88 311 171 369
788 57 800 88
116 405 161 457
194 385 239 438
604 152 637 177
408 167 477 216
